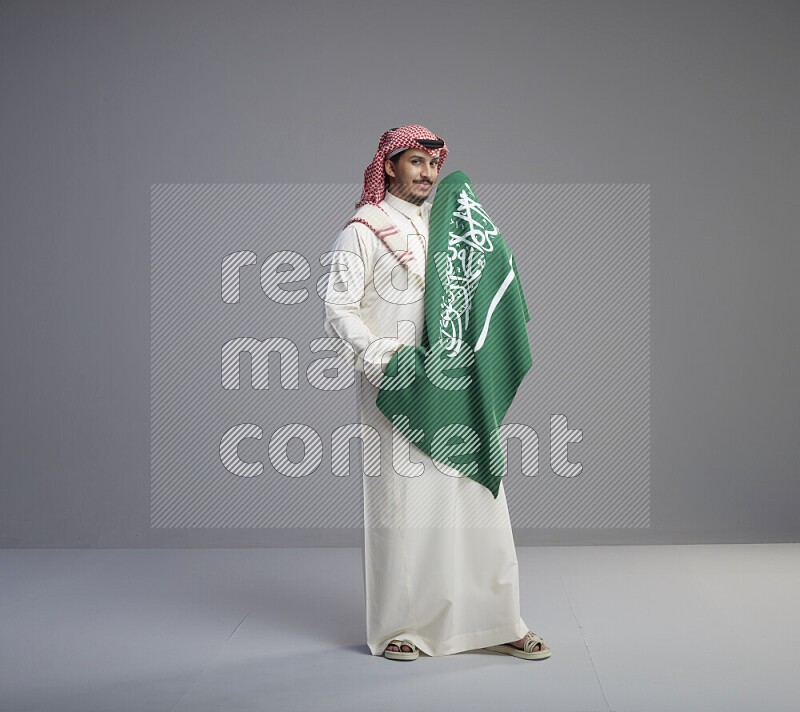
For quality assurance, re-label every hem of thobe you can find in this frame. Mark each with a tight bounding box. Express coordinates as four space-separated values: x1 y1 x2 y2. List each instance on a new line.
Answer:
369 618 530 657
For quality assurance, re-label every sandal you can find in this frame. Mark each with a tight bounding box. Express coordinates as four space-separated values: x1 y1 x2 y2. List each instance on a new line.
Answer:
383 639 419 661
484 631 551 660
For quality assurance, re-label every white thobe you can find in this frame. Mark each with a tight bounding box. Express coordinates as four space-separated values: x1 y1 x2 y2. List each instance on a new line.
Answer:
322 189 529 657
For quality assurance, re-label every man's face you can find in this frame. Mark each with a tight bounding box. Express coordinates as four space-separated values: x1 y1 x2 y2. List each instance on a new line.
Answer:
384 149 440 205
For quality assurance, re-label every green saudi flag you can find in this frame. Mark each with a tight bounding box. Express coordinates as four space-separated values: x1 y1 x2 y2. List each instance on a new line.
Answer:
376 170 532 499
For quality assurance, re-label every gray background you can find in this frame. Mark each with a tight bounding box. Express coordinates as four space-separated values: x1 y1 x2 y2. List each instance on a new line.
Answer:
1 0 797 547
150 183 651 531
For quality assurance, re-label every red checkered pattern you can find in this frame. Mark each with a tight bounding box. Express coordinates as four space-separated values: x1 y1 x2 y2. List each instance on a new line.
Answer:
347 125 448 267
355 124 448 210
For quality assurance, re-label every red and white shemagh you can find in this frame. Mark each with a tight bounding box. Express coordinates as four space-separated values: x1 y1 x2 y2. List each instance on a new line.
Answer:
348 125 448 267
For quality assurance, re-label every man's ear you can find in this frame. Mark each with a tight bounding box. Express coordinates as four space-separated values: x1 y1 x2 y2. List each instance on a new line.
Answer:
384 158 395 178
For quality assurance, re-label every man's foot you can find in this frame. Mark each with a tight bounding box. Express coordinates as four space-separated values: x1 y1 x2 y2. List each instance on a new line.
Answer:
507 632 544 652
383 639 419 660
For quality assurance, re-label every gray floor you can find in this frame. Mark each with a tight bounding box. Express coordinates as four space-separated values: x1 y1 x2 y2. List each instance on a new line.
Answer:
1 544 798 712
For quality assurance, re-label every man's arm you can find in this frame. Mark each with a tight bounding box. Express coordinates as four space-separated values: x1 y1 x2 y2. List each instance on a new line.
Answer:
322 223 404 374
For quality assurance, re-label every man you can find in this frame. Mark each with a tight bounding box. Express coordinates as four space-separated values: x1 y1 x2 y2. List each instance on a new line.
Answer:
322 125 550 661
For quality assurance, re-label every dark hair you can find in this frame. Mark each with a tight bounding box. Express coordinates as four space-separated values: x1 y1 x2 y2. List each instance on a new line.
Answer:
384 149 408 188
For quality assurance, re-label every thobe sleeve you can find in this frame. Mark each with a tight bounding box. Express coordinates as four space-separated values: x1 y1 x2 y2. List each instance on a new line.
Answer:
322 223 404 374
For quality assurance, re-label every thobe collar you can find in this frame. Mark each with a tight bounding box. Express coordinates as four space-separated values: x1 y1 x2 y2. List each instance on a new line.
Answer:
383 189 425 221
380 189 428 287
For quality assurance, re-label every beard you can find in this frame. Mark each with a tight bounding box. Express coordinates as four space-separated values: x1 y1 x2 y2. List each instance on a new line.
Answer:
392 181 430 205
